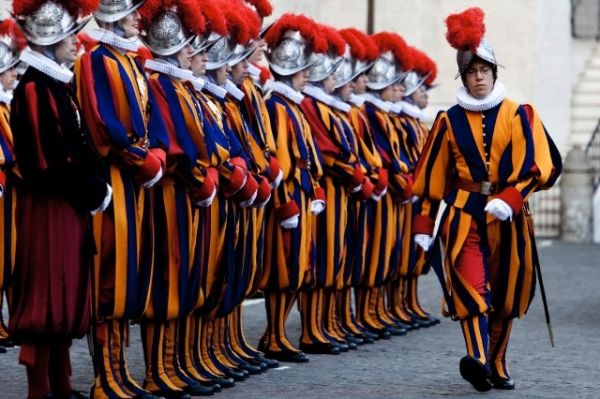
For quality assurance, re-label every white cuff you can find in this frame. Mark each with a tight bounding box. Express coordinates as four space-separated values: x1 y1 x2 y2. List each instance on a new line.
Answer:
143 167 163 188
91 184 113 215
195 187 217 207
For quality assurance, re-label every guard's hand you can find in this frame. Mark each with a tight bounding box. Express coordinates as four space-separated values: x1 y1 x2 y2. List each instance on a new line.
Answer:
310 199 325 215
485 198 513 221
414 233 434 252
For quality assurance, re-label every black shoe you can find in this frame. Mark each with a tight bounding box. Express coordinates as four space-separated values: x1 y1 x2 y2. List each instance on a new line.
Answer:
387 326 407 336
0 346 6 354
492 374 515 390
255 354 279 369
0 338 14 348
414 317 433 328
249 358 269 371
330 342 349 352
224 368 247 381
345 335 364 345
367 327 391 340
239 362 263 375
182 383 214 396
209 377 235 388
299 342 341 355
459 356 493 392
263 349 309 363
362 330 379 341
133 393 166 399
428 315 441 325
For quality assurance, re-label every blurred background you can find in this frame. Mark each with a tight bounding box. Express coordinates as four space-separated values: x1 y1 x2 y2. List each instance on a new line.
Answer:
2 0 598 241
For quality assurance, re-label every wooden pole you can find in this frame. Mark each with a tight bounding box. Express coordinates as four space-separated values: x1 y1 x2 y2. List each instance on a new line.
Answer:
367 0 375 34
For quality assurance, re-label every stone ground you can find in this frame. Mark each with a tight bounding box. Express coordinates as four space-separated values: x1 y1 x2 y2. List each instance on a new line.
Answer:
1 240 599 398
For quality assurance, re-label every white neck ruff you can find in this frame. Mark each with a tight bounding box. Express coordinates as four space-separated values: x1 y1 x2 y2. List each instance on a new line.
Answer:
203 80 228 99
364 93 391 112
20 50 73 83
389 101 402 114
267 80 304 105
400 101 422 119
349 93 366 107
89 28 139 53
456 81 507 112
303 84 335 106
247 63 261 78
190 75 206 92
145 59 195 82
224 79 245 101
0 88 12 104
331 97 351 113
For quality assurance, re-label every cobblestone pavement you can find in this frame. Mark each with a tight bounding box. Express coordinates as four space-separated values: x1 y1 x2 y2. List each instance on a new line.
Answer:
1 240 599 398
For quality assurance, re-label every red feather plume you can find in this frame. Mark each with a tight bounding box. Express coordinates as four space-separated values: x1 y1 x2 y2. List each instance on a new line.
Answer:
0 18 27 51
198 0 228 36
135 45 154 65
13 0 99 17
264 13 327 54
239 1 261 42
253 62 272 84
339 28 366 60
372 31 413 70
445 7 485 51
216 0 256 45
244 0 272 18
318 24 345 56
140 0 206 35
344 28 378 61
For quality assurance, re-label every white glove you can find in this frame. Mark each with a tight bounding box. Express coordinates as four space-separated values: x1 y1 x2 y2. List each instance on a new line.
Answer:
91 184 113 215
280 214 299 229
484 198 513 221
270 169 283 189
371 186 387 202
310 199 325 215
414 234 434 252
350 183 362 194
239 189 258 208
143 167 163 189
195 187 217 207
402 195 419 205
256 193 272 208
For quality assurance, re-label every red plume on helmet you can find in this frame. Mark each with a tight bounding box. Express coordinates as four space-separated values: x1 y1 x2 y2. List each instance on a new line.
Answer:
244 0 272 18
317 24 345 56
341 28 378 61
445 7 485 52
339 29 365 60
217 0 260 45
0 18 27 51
197 0 228 36
239 0 261 41
372 31 413 70
13 0 99 17
263 13 328 54
410 46 437 86
140 0 206 35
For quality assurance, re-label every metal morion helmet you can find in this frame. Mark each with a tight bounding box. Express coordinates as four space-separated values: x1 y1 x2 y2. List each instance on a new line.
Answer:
13 0 98 46
368 32 411 91
263 13 328 77
95 0 144 24
445 7 498 79
226 0 261 67
334 28 378 89
0 19 27 74
139 0 206 57
307 24 344 83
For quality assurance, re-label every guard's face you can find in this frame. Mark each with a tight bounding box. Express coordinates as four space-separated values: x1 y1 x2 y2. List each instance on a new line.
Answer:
464 60 494 99
336 81 354 101
322 74 336 94
0 67 18 92
55 34 78 65
191 51 208 77
380 85 395 102
393 82 405 102
230 59 249 84
353 73 368 94
119 10 141 39
292 69 310 91
411 85 428 109
248 39 266 65
176 44 194 70
216 65 228 86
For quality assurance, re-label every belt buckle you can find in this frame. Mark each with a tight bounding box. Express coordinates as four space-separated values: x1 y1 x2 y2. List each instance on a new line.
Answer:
480 181 494 196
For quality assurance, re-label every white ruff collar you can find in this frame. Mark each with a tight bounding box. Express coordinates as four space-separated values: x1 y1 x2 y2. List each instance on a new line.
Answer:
145 59 194 82
389 101 402 114
224 79 245 101
364 93 391 112
303 84 335 107
203 80 228 99
349 93 366 107
20 50 73 83
247 63 261 78
190 75 206 92
400 101 422 119
0 88 12 104
331 98 351 113
456 81 507 112
89 28 139 53
267 80 304 105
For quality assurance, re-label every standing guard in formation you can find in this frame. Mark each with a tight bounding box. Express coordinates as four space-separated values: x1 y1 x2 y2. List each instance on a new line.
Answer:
413 7 562 392
0 1 562 396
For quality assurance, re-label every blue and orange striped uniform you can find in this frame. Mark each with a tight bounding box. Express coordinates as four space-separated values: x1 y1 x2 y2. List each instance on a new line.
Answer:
413 98 561 374
75 42 169 399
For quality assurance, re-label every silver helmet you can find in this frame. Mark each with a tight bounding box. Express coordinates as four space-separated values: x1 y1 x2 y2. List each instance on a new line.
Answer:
0 27 23 74
266 30 315 77
227 41 256 67
366 51 400 91
206 36 233 70
142 10 195 57
403 71 428 97
95 0 144 24
333 50 353 88
307 51 342 83
19 1 92 46
455 38 498 78
192 32 222 55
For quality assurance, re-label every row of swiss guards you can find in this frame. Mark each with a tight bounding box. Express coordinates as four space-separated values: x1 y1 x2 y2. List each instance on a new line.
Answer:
0 0 561 397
